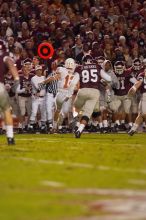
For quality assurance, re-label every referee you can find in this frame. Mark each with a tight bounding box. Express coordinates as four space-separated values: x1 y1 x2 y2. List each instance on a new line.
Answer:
45 69 58 131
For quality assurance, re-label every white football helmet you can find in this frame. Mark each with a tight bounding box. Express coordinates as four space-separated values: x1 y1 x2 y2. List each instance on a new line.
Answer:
65 58 76 74
114 61 125 75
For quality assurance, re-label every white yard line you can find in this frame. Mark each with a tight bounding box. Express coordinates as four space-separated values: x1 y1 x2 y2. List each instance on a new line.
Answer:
15 137 144 147
16 138 60 141
13 147 32 151
64 188 146 197
128 179 146 185
41 180 65 187
6 156 146 175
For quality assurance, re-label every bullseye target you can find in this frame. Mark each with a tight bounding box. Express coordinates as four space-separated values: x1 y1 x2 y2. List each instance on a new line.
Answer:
37 42 54 59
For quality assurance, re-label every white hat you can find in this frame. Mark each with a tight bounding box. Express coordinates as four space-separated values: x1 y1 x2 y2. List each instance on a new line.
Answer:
119 35 126 40
35 65 42 71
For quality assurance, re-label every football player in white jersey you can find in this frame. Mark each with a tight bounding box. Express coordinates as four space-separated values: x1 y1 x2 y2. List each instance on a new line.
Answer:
39 58 79 131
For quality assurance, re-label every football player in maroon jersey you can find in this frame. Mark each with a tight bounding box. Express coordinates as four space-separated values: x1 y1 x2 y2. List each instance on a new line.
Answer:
128 69 146 135
111 61 133 131
4 70 20 118
16 59 33 133
0 40 19 145
73 55 111 138
126 58 143 125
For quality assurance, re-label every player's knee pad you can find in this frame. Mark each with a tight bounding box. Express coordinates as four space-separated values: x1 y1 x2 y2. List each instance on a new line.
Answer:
81 115 89 123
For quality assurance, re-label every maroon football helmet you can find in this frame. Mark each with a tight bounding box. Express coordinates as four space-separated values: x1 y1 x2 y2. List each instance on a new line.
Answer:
132 58 142 71
82 54 93 64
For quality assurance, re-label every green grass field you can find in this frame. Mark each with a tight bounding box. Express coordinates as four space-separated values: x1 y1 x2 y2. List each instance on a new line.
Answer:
0 133 146 220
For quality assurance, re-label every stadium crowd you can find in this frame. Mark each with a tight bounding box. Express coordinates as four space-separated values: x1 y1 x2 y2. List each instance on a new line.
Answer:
0 0 146 138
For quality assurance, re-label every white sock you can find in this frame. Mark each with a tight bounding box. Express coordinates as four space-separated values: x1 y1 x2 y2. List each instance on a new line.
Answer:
121 120 125 124
115 120 120 125
99 122 103 128
129 122 133 127
78 124 85 133
6 125 14 138
111 123 114 128
103 120 108 128
132 123 139 131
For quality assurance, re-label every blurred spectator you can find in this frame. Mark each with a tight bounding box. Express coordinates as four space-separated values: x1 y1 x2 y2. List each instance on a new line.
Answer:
91 41 104 59
0 0 145 71
123 47 133 67
76 42 90 64
113 47 125 63
72 35 83 58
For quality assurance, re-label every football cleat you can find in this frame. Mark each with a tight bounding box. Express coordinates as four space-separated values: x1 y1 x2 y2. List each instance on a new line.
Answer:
128 129 136 136
7 137 15 145
99 127 104 134
40 125 47 134
119 123 127 131
74 130 81 138
113 124 120 132
18 128 23 134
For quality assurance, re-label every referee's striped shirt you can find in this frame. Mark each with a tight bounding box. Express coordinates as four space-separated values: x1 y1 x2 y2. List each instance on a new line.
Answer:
46 71 58 97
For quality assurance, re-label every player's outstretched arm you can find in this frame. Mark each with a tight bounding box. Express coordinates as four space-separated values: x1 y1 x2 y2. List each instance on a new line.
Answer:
128 80 142 96
40 71 61 87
